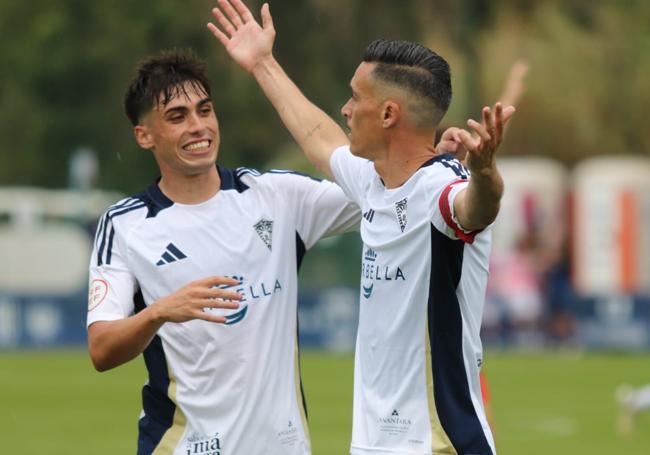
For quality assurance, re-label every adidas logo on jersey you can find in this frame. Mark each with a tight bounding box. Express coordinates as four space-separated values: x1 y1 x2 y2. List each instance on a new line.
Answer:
362 209 375 223
156 243 187 266
254 219 274 251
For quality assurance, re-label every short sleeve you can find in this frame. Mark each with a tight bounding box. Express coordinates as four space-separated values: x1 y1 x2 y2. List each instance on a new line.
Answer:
87 213 138 327
432 179 485 243
271 172 361 250
329 145 371 206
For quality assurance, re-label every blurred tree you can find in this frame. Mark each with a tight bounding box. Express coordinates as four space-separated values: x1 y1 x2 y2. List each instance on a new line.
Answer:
0 0 648 192
478 0 650 163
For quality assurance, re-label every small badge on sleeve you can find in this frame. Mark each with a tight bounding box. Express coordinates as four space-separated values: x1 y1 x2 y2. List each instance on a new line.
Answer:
88 279 109 312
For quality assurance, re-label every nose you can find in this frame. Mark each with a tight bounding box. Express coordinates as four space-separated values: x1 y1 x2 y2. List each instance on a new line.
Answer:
187 112 205 134
341 99 351 120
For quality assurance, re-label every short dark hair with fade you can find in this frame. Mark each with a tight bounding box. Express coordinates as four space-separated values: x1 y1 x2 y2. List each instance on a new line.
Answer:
363 39 452 125
124 49 212 126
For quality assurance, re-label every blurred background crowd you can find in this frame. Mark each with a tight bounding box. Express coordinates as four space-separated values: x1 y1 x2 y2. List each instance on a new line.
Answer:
0 0 649 352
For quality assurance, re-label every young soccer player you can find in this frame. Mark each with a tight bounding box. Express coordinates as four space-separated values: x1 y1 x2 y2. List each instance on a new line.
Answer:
209 1 514 453
87 50 359 454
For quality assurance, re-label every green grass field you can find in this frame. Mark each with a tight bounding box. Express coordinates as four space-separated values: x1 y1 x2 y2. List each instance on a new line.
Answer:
1 350 650 454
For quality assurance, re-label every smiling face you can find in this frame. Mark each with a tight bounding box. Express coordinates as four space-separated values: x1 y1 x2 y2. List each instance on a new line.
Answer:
134 81 220 179
340 62 387 160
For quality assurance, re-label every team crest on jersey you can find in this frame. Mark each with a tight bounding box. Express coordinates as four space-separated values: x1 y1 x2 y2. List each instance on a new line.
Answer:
395 198 408 232
254 219 274 251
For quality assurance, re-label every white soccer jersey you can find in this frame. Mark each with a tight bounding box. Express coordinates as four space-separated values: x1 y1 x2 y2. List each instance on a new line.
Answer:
330 146 496 455
87 166 359 455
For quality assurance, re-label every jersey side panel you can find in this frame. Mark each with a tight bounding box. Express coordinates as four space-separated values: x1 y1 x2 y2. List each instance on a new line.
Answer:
427 225 494 455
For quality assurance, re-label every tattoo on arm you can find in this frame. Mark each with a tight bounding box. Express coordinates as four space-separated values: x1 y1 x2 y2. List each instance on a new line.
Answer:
304 122 322 141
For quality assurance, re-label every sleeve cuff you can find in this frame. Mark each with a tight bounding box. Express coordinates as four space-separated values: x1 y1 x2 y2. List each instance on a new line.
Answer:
438 179 484 244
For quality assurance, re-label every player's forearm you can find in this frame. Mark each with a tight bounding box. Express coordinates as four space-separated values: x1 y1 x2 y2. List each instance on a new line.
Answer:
456 167 504 231
251 56 348 178
88 305 165 372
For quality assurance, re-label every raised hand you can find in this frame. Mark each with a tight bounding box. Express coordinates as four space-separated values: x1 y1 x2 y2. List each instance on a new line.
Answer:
153 275 242 324
500 60 529 108
457 102 515 175
207 0 275 73
436 126 469 161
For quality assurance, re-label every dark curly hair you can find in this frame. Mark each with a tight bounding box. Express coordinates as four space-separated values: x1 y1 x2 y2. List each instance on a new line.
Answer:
124 49 211 126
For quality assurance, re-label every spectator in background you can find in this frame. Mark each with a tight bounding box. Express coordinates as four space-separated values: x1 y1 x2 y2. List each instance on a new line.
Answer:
485 229 545 345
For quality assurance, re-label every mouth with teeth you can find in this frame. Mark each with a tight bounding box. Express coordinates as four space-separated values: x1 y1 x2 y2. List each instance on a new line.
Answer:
183 139 212 154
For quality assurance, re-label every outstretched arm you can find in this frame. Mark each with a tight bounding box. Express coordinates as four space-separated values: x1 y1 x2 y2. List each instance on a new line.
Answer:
499 59 529 108
436 59 526 159
207 0 348 179
88 276 241 371
452 102 511 231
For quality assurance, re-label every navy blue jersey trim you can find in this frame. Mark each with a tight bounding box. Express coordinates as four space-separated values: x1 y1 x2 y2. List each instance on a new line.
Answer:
106 225 117 265
139 181 174 218
420 154 470 180
94 198 139 251
133 290 176 455
220 166 250 192
138 166 250 209
295 232 306 272
296 313 309 420
95 198 138 263
97 201 146 266
419 153 456 169
295 229 308 420
379 154 461 187
427 225 493 454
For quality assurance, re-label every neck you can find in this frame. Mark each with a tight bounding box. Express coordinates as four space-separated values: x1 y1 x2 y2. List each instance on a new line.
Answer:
158 166 221 204
373 139 436 189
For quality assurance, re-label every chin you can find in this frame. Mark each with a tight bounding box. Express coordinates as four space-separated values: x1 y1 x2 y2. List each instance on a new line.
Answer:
349 144 370 160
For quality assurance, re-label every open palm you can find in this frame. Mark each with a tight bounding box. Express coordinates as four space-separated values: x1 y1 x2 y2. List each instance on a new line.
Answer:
208 0 275 73
459 102 515 174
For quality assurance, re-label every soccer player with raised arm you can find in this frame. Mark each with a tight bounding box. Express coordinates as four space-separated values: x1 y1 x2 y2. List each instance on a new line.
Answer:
209 1 514 453
87 50 359 454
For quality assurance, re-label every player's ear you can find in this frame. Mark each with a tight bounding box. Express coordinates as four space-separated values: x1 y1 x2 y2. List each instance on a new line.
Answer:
381 100 400 128
134 124 155 150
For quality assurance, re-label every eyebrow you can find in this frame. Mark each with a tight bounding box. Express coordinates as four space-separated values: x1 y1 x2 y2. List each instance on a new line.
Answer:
162 97 213 116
